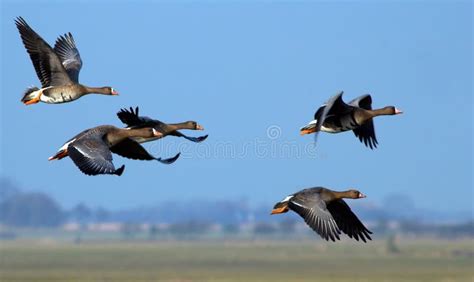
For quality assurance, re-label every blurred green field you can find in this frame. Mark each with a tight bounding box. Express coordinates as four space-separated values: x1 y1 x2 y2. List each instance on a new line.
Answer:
0 239 472 282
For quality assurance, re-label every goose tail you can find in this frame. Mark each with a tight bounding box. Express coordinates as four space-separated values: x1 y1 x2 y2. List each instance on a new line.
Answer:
21 86 41 105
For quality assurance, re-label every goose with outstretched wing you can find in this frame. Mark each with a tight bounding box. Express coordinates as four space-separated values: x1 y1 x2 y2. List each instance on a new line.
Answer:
272 187 372 242
117 107 208 143
300 91 402 149
15 17 118 105
48 125 181 176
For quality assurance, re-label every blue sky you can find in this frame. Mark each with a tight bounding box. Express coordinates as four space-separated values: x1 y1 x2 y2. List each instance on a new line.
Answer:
1 1 472 213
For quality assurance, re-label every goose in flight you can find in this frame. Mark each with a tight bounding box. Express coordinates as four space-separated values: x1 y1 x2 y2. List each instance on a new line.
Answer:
15 17 118 105
272 187 372 242
300 91 402 149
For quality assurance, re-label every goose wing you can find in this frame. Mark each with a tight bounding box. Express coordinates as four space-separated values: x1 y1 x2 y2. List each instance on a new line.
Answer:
110 138 180 164
117 107 157 128
326 199 372 242
53 32 83 83
324 91 352 118
312 91 349 143
316 92 349 122
349 95 378 149
68 135 124 176
15 17 73 87
169 131 209 143
288 192 342 242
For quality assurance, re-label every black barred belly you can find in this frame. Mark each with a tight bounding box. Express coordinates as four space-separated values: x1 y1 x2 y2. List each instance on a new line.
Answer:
43 87 78 104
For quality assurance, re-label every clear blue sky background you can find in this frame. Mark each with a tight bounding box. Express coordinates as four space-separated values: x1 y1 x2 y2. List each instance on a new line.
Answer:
1 1 472 213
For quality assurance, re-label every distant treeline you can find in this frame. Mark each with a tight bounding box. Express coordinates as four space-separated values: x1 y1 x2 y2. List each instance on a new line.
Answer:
0 177 472 239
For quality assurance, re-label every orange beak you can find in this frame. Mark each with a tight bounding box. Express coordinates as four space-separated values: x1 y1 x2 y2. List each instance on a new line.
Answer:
271 206 289 215
196 124 204 130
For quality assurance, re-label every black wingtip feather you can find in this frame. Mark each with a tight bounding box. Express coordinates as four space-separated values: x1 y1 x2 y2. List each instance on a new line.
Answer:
156 152 181 164
194 134 209 143
14 16 28 28
117 106 142 126
115 165 125 176
54 32 77 54
182 134 209 143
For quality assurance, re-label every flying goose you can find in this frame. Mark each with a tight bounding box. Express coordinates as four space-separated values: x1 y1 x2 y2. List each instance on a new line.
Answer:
272 187 372 242
117 107 207 143
15 17 118 105
48 125 182 176
300 91 402 149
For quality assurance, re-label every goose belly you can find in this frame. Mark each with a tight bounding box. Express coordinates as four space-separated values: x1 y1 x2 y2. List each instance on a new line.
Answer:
321 114 359 133
41 87 80 104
